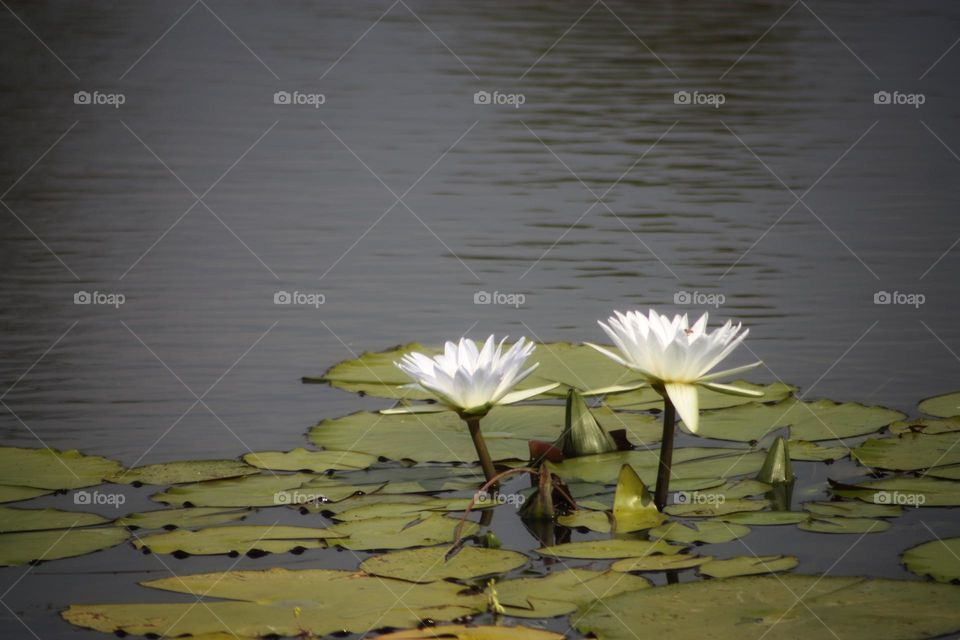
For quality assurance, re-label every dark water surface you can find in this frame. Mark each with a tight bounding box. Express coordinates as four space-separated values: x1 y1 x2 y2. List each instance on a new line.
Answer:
2 1 960 637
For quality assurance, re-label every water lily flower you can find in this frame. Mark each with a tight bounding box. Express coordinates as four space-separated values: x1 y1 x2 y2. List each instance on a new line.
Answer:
587 309 762 433
386 336 559 484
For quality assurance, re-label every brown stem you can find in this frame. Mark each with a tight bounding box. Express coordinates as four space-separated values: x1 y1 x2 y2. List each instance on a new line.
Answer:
466 416 499 490
654 391 677 512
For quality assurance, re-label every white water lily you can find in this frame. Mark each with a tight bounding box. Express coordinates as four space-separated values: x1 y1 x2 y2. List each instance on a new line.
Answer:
587 309 762 432
389 336 559 416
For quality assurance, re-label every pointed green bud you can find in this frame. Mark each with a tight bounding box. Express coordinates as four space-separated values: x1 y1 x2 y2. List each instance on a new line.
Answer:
555 389 617 458
757 436 794 484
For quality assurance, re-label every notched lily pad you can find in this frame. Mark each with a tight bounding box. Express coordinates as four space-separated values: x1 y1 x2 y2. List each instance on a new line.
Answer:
903 537 960 583
132 524 345 556
0 446 122 490
243 448 378 472
361 545 527 583
650 520 751 544
0 527 128 566
110 459 258 485
610 553 712 572
698 555 798 578
492 569 650 618
852 432 960 471
919 390 960 418
666 498 769 518
331 513 478 551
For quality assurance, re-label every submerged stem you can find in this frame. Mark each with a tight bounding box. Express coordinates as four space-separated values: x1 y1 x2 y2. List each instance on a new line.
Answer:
654 391 677 512
465 415 499 490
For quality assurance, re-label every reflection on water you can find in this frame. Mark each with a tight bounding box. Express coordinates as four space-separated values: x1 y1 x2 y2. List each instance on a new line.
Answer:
1 1 960 636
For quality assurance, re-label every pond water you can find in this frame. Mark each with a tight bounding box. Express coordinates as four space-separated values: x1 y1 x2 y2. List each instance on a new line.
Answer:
1 0 960 638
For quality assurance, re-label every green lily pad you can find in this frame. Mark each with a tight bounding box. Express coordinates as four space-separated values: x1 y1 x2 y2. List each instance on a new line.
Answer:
333 497 490 522
612 464 665 532
920 390 960 418
902 537 960 583
666 498 769 518
610 553 712 572
310 405 659 463
798 517 890 534
698 555 798 578
151 472 315 507
0 507 109 533
133 524 345 556
110 459 258 485
651 521 751 544
547 447 766 485
117 507 251 530
890 417 960 435
716 511 808 526
831 476 960 506
0 446 123 490
852 432 960 471
575 575 960 639
65 567 484 637
243 448 378 472
537 538 682 559
330 513 478 551
695 399 905 443
492 569 650 618
803 501 902 519
557 510 612 532
788 440 849 462
925 464 960 480
0 527 128 566
0 485 54 503
360 545 527 582
311 342 634 400
606 381 795 410
377 625 563 640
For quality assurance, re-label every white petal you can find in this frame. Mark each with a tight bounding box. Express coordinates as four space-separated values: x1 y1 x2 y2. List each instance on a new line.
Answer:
700 381 765 397
664 383 700 433
580 381 648 396
498 382 561 405
380 404 449 415
697 361 763 382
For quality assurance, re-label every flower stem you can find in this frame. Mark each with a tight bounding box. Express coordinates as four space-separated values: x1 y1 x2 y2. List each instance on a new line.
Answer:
465 416 499 491
654 393 677 512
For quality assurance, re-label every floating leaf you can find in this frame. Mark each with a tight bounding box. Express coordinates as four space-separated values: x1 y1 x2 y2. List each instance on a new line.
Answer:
110 459 257 485
331 513 478 551
65 568 484 637
788 440 849 462
310 405 658 463
555 389 617 457
132 524 345 556
243 448 378 472
575 575 960 639
606 381 795 410
925 464 960 480
831 476 959 506
666 498 769 518
492 569 650 618
852 432 960 471
650 521 750 544
0 447 122 490
556 510 612 532
547 447 765 485
803 501 902 519
612 464 665 532
333 497 489 522
0 485 53 503
716 511 808 526
537 538 682 559
890 417 960 435
610 554 712 572
698 555 798 578
798 517 890 534
360 545 527 583
694 399 904 443
378 626 563 640
903 537 960 583
0 507 108 533
919 390 960 418
117 507 251 530
0 527 128 566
